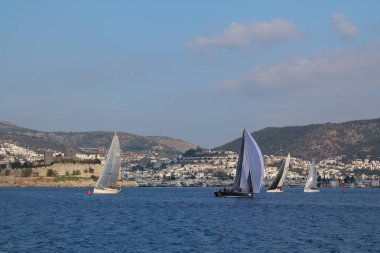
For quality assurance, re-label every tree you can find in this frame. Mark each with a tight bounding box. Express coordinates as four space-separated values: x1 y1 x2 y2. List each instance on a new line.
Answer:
21 168 32 177
46 169 57 177
22 161 34 168
72 170 81 175
184 149 196 157
11 161 22 169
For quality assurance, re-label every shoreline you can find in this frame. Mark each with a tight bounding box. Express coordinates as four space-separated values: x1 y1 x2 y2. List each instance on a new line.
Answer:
1 184 379 189
0 177 139 188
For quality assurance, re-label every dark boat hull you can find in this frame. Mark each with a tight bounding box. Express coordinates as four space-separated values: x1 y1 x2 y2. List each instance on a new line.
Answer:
214 191 253 198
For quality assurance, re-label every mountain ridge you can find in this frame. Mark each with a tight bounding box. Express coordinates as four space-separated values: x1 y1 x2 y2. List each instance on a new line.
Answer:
214 117 380 160
3 117 380 159
0 121 197 154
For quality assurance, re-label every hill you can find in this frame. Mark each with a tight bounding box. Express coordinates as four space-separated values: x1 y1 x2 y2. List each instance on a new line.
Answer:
0 121 197 154
215 118 380 160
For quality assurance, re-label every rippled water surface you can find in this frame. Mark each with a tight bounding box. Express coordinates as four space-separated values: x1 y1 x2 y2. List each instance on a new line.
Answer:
1 187 380 252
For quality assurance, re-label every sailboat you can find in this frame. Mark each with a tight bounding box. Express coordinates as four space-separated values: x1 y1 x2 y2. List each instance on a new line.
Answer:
214 129 265 198
267 153 290 193
304 159 320 193
93 132 122 194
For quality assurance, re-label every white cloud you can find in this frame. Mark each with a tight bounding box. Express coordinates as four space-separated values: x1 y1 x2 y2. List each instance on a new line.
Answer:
189 18 302 50
331 13 358 39
218 40 380 98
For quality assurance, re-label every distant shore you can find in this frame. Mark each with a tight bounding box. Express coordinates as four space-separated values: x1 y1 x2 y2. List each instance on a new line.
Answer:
0 162 141 188
0 177 138 188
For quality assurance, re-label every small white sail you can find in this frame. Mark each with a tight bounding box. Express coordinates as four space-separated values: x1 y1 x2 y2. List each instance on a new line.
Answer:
304 159 319 192
94 132 121 194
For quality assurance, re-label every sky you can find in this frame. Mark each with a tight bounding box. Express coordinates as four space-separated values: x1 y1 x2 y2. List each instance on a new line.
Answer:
1 1 380 148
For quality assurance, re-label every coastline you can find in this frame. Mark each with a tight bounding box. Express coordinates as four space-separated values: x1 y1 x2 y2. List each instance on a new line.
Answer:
0 177 138 188
0 162 140 188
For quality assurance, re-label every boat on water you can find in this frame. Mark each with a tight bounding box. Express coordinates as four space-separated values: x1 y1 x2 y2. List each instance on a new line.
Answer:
267 153 290 193
214 129 265 198
304 159 320 193
93 132 122 194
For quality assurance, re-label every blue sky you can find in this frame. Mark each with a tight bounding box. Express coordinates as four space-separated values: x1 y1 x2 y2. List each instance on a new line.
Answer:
1 1 380 148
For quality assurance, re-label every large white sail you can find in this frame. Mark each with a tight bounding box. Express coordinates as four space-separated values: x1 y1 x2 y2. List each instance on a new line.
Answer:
236 129 265 194
215 129 265 197
95 133 121 190
304 159 318 190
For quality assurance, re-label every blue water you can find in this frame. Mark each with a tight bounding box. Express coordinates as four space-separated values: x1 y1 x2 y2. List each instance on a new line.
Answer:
1 188 380 253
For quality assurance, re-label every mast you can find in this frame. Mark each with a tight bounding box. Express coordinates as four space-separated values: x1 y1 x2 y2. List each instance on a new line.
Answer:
232 130 245 190
118 133 122 189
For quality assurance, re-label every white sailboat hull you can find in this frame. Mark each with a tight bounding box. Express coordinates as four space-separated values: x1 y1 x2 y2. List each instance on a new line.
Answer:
93 188 121 194
267 189 284 193
304 188 320 193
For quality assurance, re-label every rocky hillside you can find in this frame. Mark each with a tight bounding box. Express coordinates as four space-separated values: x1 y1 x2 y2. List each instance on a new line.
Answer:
215 118 380 160
0 121 197 154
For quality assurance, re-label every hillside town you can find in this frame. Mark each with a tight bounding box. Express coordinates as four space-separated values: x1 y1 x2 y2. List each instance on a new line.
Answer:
1 142 380 188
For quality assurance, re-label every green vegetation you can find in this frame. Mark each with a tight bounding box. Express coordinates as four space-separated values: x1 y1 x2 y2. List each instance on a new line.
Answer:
72 170 81 175
183 147 205 157
130 164 145 171
53 176 82 182
343 176 356 184
21 168 32 177
58 158 102 165
46 169 58 177
2 160 52 169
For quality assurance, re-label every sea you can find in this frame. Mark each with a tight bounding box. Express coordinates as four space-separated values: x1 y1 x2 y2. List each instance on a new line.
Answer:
1 187 380 253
